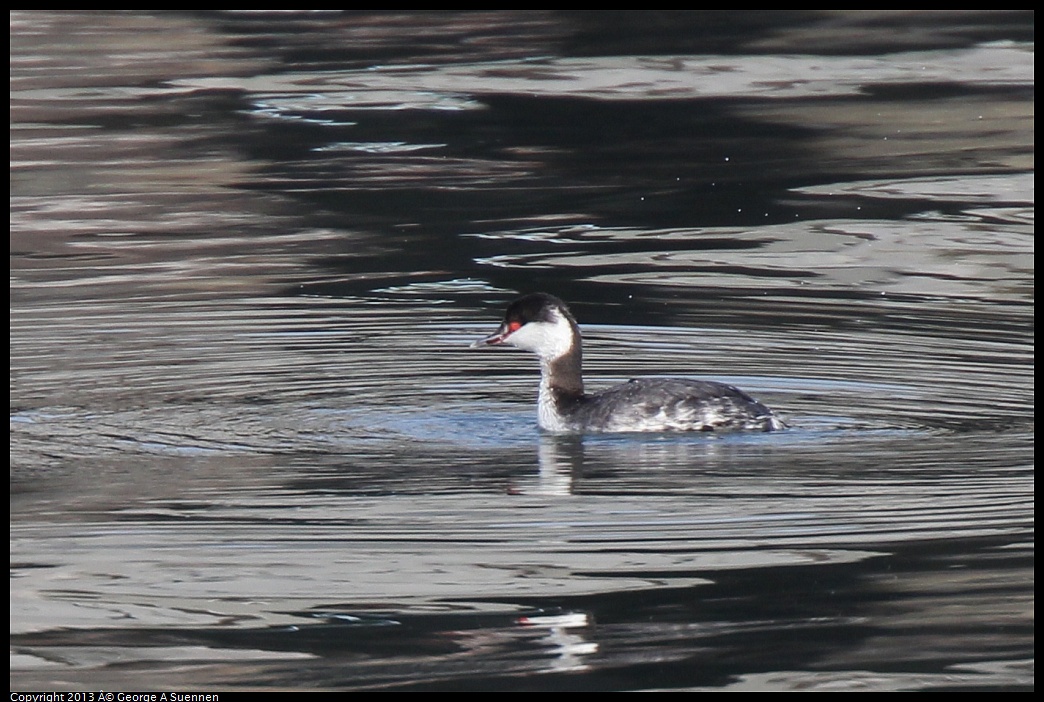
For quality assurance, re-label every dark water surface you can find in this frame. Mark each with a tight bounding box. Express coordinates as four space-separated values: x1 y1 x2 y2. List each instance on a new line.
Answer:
10 11 1033 691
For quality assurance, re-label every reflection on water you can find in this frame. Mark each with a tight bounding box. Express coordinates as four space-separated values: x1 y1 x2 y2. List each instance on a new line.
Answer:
10 11 1033 692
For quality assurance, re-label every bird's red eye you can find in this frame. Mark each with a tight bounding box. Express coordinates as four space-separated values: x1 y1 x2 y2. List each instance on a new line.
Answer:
508 320 522 332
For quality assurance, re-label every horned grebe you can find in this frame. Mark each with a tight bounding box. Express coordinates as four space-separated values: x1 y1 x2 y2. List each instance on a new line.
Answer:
472 293 786 434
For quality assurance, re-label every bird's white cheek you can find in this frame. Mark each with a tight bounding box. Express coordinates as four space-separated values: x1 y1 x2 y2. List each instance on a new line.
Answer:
506 321 573 359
